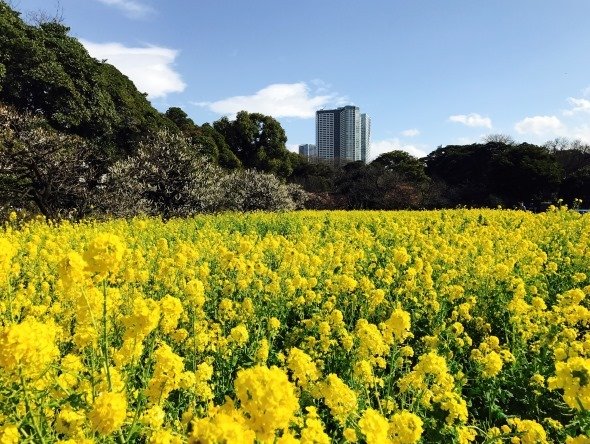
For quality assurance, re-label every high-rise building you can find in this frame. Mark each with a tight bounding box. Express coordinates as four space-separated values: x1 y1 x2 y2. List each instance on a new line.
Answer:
360 113 371 163
316 106 370 164
298 144 317 161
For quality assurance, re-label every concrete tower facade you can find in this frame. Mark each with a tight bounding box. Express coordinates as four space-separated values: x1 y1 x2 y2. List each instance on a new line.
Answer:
316 106 370 164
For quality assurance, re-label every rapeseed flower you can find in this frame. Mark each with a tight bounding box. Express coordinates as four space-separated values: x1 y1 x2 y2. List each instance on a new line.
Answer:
88 391 127 435
0 424 19 444
388 410 423 444
234 365 299 441
83 233 125 277
319 374 357 426
359 408 389 444
287 347 320 388
0 317 59 379
548 356 590 410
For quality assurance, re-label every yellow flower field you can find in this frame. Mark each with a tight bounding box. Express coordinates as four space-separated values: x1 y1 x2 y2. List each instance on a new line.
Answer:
1 209 590 443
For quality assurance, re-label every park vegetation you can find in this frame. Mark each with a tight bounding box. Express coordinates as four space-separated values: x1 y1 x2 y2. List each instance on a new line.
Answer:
2 1 590 220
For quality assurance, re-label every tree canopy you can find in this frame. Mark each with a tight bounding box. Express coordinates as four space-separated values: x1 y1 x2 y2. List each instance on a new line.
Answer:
0 1 170 157
213 111 293 177
425 142 562 207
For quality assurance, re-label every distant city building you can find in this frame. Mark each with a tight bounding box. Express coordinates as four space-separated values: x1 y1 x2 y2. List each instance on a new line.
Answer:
360 113 371 163
316 106 370 164
298 143 317 161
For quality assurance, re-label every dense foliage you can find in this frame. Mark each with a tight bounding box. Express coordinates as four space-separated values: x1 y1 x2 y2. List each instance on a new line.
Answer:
0 2 171 157
1 0 590 217
2 209 590 443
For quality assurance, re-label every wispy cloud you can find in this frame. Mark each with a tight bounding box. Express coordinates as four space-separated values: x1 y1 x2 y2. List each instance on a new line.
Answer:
570 124 590 143
193 82 345 119
401 129 420 137
370 138 429 161
95 0 154 18
563 97 590 116
514 115 564 136
448 113 492 129
81 40 185 99
455 136 482 145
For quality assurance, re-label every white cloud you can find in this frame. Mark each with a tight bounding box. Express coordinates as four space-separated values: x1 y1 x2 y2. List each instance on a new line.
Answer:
455 136 482 145
194 82 341 119
80 40 186 99
370 139 428 161
448 113 492 129
401 129 420 137
571 124 590 144
563 97 590 116
95 0 154 18
514 115 564 136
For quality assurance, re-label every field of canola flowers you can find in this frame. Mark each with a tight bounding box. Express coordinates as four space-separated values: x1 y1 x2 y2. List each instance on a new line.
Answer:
1 208 590 443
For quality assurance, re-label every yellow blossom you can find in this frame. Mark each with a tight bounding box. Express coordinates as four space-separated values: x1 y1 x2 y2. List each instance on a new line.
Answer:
83 233 125 276
389 410 423 444
234 365 299 441
89 391 127 435
359 408 389 444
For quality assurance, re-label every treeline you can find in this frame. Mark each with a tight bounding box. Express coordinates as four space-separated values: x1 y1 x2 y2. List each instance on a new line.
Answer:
1 1 589 219
293 137 589 211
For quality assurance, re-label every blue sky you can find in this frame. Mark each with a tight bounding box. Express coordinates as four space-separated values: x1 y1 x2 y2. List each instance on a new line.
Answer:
15 0 590 159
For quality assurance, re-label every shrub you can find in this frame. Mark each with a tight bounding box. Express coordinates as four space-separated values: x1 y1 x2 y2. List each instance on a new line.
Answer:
219 169 307 212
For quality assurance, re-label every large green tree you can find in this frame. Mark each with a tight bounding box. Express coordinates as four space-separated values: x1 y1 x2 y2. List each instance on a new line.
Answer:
490 143 562 206
371 150 429 183
213 111 293 177
0 2 170 157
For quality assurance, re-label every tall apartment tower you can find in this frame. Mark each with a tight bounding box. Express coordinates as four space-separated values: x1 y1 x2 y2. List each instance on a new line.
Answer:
316 106 370 164
360 113 371 163
298 144 317 161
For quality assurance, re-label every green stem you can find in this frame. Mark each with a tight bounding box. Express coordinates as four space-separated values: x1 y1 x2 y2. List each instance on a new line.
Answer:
191 307 197 372
123 394 146 444
102 280 112 390
19 369 46 444
7 278 14 322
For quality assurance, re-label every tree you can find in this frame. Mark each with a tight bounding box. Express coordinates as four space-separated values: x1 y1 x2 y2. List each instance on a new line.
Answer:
482 134 515 145
219 169 306 212
489 143 562 206
289 158 336 193
162 107 242 168
544 137 590 154
425 141 562 207
425 143 502 206
0 104 99 218
213 111 293 177
560 166 590 205
334 161 425 210
0 63 5 92
370 150 429 183
93 131 224 218
197 124 241 169
164 107 195 130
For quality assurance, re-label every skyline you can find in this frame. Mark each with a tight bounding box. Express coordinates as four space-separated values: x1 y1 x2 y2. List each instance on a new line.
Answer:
14 0 590 160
